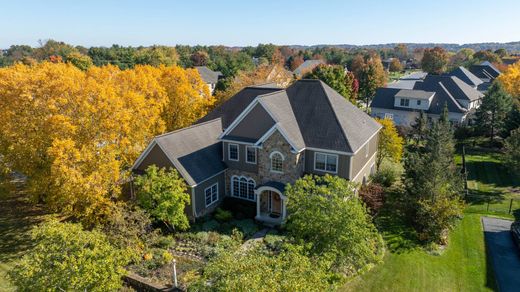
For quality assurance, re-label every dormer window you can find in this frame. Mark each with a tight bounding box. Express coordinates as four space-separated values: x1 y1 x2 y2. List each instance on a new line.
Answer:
270 151 284 173
228 144 239 161
400 98 410 107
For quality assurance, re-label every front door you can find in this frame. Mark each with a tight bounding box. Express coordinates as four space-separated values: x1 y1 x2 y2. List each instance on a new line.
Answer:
270 192 282 215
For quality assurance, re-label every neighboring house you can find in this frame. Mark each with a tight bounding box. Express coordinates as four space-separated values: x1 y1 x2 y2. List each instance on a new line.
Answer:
371 74 483 126
469 61 501 91
133 80 381 225
292 60 325 77
195 66 223 94
265 64 294 88
448 66 483 89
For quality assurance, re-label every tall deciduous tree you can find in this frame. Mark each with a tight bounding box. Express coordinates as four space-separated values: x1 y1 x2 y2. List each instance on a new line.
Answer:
286 174 384 275
421 47 449 74
504 128 520 176
0 62 211 225
134 165 190 231
375 118 404 170
389 58 403 72
475 82 513 141
304 64 357 102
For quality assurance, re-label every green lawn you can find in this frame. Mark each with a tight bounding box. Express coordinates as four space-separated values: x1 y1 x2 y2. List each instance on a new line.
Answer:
344 149 518 291
0 181 49 291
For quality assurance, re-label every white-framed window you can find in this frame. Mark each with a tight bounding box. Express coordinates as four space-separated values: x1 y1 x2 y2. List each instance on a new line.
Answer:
417 100 422 106
204 183 218 207
314 152 338 173
270 151 284 173
228 144 239 161
246 146 256 164
400 98 410 107
231 176 256 201
384 113 394 120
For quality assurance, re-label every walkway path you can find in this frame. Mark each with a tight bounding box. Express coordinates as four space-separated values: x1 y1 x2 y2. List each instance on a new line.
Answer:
241 228 271 250
482 217 520 292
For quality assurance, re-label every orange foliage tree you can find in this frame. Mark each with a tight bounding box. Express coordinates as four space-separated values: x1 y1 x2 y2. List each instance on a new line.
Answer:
0 62 212 225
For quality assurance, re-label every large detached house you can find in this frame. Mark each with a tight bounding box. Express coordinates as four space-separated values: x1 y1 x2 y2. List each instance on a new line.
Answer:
371 72 484 126
132 80 382 225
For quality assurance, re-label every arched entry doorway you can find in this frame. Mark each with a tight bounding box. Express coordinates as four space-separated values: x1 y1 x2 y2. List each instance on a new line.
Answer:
255 183 287 225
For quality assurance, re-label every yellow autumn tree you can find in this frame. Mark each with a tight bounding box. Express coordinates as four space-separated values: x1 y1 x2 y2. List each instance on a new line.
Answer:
375 118 404 170
498 61 520 98
0 62 212 225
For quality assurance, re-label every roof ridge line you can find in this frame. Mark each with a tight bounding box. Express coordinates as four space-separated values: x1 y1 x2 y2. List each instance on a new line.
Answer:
438 81 466 112
317 80 354 152
155 117 221 139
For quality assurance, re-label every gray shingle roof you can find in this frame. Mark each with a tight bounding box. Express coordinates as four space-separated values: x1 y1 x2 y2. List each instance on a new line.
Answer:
197 86 283 129
469 61 501 81
286 80 381 153
195 66 222 84
153 118 226 186
371 74 483 115
293 60 325 76
448 66 483 88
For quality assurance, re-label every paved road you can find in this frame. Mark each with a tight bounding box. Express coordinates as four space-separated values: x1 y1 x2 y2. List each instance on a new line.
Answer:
482 217 520 292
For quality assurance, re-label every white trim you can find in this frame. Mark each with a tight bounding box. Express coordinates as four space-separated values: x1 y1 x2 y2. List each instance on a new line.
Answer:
245 146 257 164
306 146 353 156
351 152 377 182
270 151 284 173
231 175 256 201
220 139 256 146
254 186 287 200
228 143 239 161
204 182 219 207
192 169 226 187
218 98 261 139
313 152 339 174
131 139 157 170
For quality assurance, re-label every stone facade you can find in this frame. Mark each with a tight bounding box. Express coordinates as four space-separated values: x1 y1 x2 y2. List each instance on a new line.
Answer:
257 130 304 185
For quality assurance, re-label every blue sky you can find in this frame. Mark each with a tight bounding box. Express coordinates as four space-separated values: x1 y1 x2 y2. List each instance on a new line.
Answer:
1 0 519 48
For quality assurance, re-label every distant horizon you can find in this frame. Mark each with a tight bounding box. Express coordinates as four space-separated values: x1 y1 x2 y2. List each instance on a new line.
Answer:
2 0 520 48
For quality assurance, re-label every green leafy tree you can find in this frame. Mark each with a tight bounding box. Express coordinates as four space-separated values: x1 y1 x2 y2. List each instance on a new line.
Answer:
473 50 502 64
66 52 93 70
421 47 449 74
404 106 464 243
375 118 404 170
504 128 520 176
192 245 331 291
304 64 355 101
134 165 190 231
389 58 403 72
475 82 513 141
495 48 508 58
286 174 384 275
9 220 128 292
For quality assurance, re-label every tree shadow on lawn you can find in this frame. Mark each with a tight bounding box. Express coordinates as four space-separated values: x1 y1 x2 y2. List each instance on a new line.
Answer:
374 187 420 254
0 183 49 263
466 188 506 205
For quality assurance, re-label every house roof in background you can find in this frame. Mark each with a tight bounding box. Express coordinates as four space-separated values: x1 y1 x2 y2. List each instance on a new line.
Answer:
448 66 483 87
395 89 435 100
195 66 223 84
469 61 501 81
293 59 325 76
152 118 226 186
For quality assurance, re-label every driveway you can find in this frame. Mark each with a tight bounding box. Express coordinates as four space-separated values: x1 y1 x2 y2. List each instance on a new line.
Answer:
482 217 520 292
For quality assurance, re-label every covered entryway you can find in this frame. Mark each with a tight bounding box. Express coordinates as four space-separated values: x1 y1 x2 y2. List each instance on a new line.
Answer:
255 182 287 225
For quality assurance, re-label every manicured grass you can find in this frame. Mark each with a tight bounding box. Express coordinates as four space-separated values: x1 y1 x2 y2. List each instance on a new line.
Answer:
343 214 495 292
344 150 517 292
0 181 49 291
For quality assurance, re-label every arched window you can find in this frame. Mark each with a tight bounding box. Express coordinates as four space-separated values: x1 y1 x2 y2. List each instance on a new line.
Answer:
231 176 256 201
270 151 284 173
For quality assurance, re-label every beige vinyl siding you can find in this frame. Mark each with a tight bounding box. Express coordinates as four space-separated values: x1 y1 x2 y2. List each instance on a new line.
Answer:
304 150 350 179
223 142 258 173
350 134 378 179
135 144 174 171
228 104 275 140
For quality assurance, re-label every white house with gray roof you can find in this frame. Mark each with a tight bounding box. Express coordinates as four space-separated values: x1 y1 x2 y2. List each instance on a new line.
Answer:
371 74 484 126
195 66 223 94
133 80 381 225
